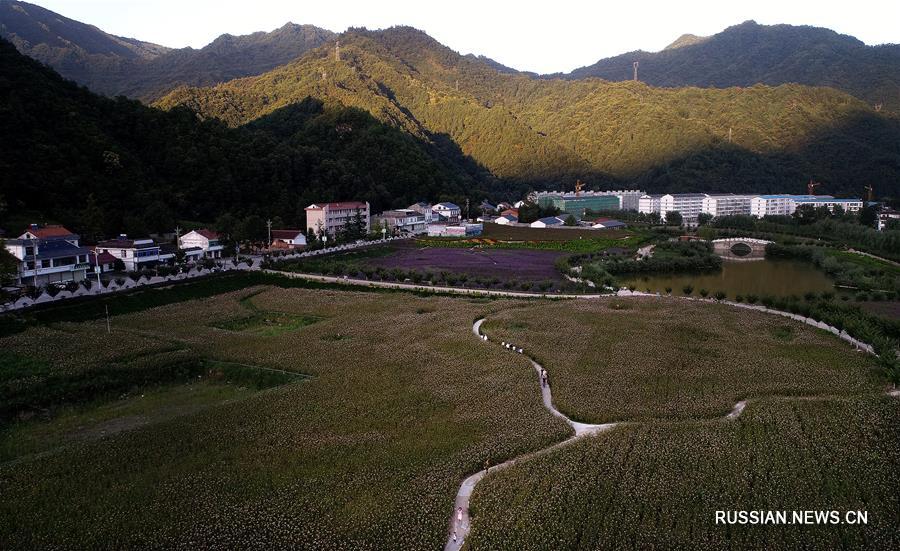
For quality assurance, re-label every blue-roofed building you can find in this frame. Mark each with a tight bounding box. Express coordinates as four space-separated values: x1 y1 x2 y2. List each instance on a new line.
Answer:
4 224 91 286
751 195 834 218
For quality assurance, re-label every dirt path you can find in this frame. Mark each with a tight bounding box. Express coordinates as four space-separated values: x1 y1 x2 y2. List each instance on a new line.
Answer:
445 318 746 550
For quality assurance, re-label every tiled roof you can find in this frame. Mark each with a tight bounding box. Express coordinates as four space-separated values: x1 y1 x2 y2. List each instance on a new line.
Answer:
96 238 157 249
434 202 460 210
196 229 219 239
20 224 77 239
306 202 368 210
34 239 89 260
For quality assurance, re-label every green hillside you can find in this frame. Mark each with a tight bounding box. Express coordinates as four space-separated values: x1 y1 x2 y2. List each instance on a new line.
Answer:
0 37 484 238
158 27 900 196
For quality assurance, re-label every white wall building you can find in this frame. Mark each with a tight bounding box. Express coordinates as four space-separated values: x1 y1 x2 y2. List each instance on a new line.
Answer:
638 194 664 215
373 209 428 235
178 229 223 258
95 236 161 271
432 202 461 224
4 225 90 286
792 197 863 215
701 194 754 217
660 194 707 225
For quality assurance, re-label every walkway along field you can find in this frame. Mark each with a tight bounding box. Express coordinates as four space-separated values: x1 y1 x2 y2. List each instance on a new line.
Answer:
447 312 896 550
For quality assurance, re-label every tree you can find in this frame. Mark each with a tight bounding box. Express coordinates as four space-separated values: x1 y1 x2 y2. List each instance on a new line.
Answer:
0 241 18 285
792 204 818 224
563 214 578 226
78 194 106 243
665 211 683 226
858 206 878 228
697 212 713 226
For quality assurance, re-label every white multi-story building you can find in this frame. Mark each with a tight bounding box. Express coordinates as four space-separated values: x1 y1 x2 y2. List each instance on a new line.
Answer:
4 225 91 286
305 201 371 237
638 194 664 215
660 194 707 225
432 202 461 224
701 194 754 217
792 197 863 215
878 209 900 231
95 236 162 271
178 229 224 258
749 195 861 218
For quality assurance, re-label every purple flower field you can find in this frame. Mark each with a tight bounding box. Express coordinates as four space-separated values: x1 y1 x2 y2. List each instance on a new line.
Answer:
366 243 565 282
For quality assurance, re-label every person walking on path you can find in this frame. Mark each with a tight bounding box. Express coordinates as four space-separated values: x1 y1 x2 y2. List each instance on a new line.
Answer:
457 507 463 524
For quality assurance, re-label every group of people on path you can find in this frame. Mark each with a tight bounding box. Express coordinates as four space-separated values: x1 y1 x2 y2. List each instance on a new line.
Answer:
540 367 550 389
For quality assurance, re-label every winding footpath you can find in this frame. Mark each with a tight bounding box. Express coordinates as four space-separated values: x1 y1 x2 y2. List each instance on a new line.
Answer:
444 318 748 551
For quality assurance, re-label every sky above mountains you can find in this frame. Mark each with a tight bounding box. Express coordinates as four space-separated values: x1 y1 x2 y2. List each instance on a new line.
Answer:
26 0 900 74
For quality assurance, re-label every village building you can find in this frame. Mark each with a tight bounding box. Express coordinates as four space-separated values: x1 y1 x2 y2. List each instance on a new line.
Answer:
4 224 91 286
530 216 565 228
373 209 428 235
877 208 900 231
270 229 308 249
591 218 627 229
178 229 224 258
407 202 435 223
494 214 518 225
95 235 162 271
432 202 461 224
305 201 370 237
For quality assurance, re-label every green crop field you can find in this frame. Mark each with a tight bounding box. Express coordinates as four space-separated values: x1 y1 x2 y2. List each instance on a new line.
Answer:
1 282 896 549
482 298 883 423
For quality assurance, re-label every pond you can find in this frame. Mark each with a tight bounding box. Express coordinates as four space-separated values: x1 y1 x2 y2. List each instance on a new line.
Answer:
620 258 837 298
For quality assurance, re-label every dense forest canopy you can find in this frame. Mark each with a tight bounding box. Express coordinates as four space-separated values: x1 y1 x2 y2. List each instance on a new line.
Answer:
0 38 488 238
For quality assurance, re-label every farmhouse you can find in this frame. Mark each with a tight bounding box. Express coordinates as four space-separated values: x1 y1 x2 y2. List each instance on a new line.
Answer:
95 235 162 271
374 209 428 235
305 201 370 237
432 202 461 224
270 229 308 249
591 218 627 229
4 224 91 285
495 214 518 225
178 229 224 258
88 248 117 273
407 202 435 223
531 216 565 228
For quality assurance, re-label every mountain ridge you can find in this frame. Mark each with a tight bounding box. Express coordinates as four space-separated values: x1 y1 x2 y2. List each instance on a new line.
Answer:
0 1 335 100
560 20 900 112
155 25 900 196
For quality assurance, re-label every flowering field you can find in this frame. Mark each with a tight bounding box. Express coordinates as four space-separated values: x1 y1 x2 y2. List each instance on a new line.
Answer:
0 287 569 548
467 395 900 549
482 297 882 423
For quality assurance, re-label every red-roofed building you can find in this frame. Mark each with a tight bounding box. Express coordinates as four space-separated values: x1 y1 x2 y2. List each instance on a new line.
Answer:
305 201 370 237
88 248 118 273
178 229 224 258
19 224 79 245
500 208 519 218
270 229 307 249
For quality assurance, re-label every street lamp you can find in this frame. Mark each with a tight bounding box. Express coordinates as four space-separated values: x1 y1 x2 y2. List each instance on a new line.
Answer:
89 249 102 293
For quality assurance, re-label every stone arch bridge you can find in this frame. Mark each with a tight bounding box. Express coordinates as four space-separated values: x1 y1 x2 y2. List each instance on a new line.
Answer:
711 238 773 259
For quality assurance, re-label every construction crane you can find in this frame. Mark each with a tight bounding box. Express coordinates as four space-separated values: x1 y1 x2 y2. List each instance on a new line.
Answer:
575 179 585 196
807 180 821 195
864 185 874 202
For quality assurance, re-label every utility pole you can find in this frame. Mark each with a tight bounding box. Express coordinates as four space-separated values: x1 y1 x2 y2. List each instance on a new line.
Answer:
728 127 733 143
105 304 110 334
266 219 272 249
335 40 340 62
633 61 639 81
174 226 181 249
465 198 470 222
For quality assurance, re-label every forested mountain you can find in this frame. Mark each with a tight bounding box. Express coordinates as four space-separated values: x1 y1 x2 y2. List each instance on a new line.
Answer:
158 26 900 197
0 1 334 100
562 21 900 113
0 38 487 238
